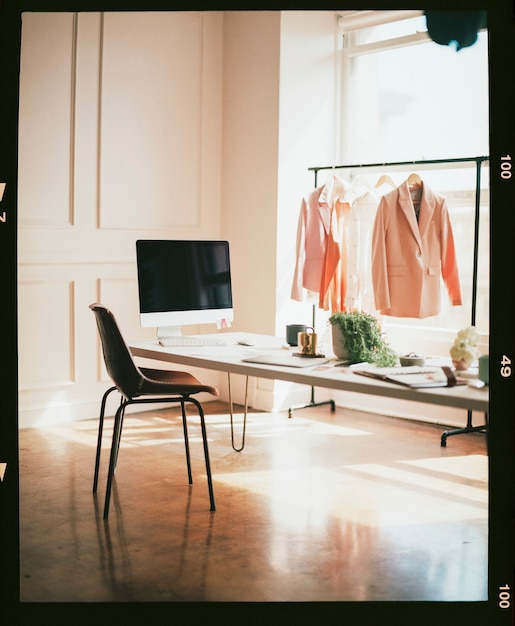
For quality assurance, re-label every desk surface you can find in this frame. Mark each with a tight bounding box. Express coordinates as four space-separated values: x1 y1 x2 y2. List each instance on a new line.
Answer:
130 332 489 413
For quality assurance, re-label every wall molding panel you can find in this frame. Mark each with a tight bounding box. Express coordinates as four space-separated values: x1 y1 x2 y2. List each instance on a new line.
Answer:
17 12 224 427
18 278 75 390
99 12 209 231
18 12 76 229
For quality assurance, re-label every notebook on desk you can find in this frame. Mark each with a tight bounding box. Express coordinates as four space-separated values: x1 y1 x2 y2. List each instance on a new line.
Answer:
242 352 330 368
354 365 465 388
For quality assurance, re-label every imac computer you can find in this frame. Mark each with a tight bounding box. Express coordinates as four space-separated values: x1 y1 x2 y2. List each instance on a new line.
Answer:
136 239 234 342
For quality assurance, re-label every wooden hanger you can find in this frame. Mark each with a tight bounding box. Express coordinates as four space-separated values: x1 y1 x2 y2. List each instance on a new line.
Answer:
407 172 423 187
375 174 395 189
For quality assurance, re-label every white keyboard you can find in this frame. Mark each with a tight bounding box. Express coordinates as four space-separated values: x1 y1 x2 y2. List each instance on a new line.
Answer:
159 336 228 347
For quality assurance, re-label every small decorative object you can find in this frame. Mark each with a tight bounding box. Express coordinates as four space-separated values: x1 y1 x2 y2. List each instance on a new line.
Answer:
449 326 481 371
329 310 398 366
297 328 318 356
399 352 425 367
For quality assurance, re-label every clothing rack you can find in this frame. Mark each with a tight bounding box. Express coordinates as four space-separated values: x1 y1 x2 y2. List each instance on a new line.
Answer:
290 155 489 445
310 155 489 178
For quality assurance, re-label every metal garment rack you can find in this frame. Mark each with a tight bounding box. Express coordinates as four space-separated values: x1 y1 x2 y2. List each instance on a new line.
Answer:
287 304 336 418
289 155 489 446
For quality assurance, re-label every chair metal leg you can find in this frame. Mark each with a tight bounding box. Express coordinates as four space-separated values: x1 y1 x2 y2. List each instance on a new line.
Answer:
103 395 215 518
180 400 193 484
103 401 127 519
93 386 117 493
188 397 216 511
113 400 126 471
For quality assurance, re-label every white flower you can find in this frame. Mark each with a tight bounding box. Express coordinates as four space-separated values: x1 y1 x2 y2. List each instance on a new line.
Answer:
450 326 481 361
456 326 479 344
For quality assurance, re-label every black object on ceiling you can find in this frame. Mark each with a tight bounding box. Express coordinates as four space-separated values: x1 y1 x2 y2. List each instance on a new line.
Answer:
425 10 487 51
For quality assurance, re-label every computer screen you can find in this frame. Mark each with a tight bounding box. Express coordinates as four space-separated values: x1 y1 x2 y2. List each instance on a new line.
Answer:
136 239 233 338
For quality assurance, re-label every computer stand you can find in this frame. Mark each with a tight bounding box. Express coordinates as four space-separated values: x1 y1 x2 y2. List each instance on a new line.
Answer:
287 303 336 418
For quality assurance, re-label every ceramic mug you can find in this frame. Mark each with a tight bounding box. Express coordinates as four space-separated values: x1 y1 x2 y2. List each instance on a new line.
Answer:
286 324 307 346
478 354 489 384
298 328 317 356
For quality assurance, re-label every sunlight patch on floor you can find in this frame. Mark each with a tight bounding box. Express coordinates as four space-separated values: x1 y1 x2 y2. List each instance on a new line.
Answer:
214 463 488 528
345 462 488 504
400 455 488 482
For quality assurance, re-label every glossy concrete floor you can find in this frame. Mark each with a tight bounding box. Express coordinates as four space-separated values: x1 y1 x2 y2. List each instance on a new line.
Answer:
19 402 488 605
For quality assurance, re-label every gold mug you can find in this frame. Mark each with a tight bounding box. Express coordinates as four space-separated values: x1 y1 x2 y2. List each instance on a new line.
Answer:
297 327 317 356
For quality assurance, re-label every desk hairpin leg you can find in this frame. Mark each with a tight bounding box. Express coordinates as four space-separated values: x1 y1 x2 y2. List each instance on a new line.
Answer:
440 410 489 447
228 373 249 452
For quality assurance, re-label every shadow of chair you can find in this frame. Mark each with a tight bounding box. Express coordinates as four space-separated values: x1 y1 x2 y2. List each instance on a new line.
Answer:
89 303 218 519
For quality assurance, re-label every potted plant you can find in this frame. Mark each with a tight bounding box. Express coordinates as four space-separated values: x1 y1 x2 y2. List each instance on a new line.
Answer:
329 310 398 366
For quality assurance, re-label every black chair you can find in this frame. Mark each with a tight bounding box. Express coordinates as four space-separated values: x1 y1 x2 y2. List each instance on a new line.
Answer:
89 303 218 519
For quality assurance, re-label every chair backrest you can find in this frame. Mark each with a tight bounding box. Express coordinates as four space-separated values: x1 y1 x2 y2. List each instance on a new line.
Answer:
89 303 144 398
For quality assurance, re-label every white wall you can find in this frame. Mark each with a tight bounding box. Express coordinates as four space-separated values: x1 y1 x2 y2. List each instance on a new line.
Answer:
17 10 290 426
221 11 280 336
269 11 342 411
218 12 282 411
277 11 341 334
17 11 226 427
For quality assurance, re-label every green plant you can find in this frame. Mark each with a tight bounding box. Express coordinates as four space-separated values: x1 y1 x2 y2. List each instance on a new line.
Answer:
329 310 398 367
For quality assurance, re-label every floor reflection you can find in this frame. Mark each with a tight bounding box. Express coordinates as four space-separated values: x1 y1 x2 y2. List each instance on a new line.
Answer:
19 403 488 602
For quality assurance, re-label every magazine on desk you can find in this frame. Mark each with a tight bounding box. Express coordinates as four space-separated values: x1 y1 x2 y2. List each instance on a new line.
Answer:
354 365 466 388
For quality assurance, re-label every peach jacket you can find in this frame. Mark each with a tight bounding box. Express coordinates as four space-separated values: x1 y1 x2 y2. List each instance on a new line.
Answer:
291 178 351 311
371 181 462 318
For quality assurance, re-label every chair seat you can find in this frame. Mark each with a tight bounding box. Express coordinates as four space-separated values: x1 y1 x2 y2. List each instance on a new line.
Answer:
139 367 219 397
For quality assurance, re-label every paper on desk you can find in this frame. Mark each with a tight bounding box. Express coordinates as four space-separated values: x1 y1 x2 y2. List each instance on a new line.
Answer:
177 346 256 357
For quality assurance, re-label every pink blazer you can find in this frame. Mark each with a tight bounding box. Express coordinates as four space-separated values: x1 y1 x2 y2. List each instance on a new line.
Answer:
371 181 462 318
291 186 331 300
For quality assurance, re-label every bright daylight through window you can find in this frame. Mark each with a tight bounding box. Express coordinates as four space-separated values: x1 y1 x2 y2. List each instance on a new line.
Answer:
337 12 489 350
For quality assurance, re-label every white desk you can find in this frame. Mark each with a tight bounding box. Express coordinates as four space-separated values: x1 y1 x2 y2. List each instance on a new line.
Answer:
130 332 489 413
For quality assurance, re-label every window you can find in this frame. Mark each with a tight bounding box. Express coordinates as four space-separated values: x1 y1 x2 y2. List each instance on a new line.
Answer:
341 21 489 163
337 12 489 349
